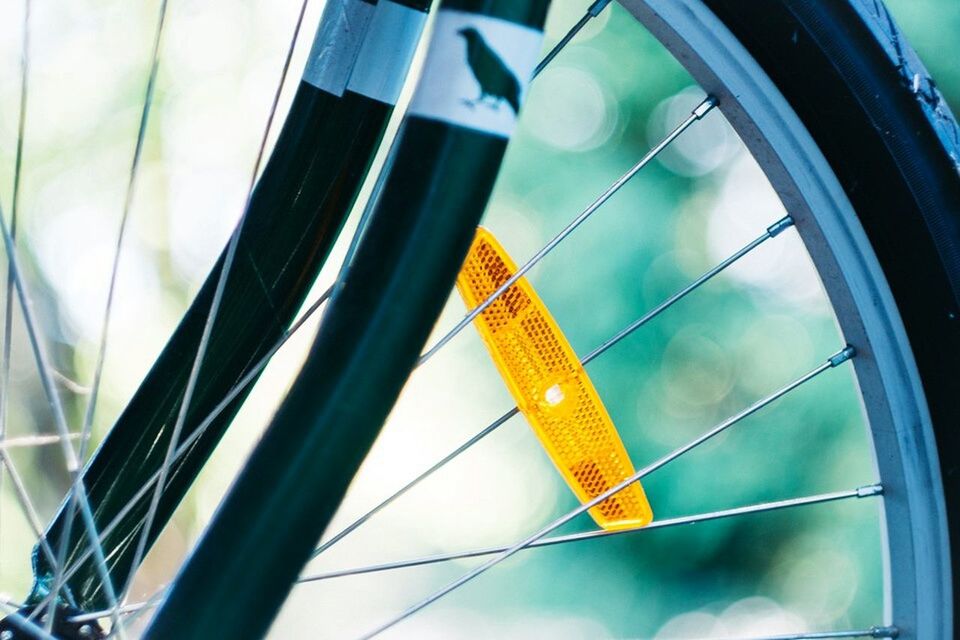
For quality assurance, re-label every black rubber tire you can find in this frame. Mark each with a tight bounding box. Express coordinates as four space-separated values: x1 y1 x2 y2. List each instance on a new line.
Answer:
701 0 960 633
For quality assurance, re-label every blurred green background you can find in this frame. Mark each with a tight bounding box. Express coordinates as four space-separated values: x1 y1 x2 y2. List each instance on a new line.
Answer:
0 0 957 637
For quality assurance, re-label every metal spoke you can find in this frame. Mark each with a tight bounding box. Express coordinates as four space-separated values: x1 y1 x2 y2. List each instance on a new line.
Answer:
583 216 792 365
39 207 789 611
0 0 31 586
312 408 521 559
80 0 169 463
68 600 152 625
0 434 81 450
25 287 332 616
52 370 89 395
0 202 124 635
358 347 856 638
534 0 613 77
44 4 172 628
122 0 313 609
70 484 883 627
68 586 166 631
0 600 56 640
301 484 881 581
416 95 718 367
312 216 792 558
0 1 902 637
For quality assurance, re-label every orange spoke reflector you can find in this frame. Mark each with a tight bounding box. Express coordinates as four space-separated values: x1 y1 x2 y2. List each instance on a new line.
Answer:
456 227 653 531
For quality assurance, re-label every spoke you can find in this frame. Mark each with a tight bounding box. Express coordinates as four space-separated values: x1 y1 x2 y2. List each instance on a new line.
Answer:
46 0 172 625
716 628 898 640
534 0 613 77
416 96 718 367
26 287 332 615
0 600 56 640
68 600 152 625
300 484 881 581
312 216 791 558
334 1 614 288
75 483 884 627
0 202 124 633
1 0 31 585
51 370 89 395
312 408 521 559
122 0 313 607
358 347 856 638
0 451 63 584
69 588 165 629
635 345 851 479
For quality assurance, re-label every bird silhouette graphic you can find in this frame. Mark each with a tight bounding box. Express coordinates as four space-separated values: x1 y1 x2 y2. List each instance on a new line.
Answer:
457 27 522 115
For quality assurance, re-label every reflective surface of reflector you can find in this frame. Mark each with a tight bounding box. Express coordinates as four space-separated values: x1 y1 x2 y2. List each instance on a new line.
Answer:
457 227 653 530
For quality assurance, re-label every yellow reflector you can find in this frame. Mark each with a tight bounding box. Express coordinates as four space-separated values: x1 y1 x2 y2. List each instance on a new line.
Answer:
456 227 653 531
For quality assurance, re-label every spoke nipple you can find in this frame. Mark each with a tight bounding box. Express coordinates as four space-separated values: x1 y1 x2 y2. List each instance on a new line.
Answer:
766 216 795 238
588 0 613 17
857 484 883 498
829 346 856 367
870 625 899 638
693 95 719 118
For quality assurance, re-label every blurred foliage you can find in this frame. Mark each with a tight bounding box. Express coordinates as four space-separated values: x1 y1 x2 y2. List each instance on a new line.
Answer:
0 0 956 637
887 0 960 110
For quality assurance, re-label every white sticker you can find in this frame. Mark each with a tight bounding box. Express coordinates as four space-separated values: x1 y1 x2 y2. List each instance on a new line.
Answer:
303 0 427 104
408 10 544 138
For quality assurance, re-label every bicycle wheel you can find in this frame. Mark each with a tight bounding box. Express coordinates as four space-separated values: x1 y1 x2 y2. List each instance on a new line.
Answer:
1 0 958 638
